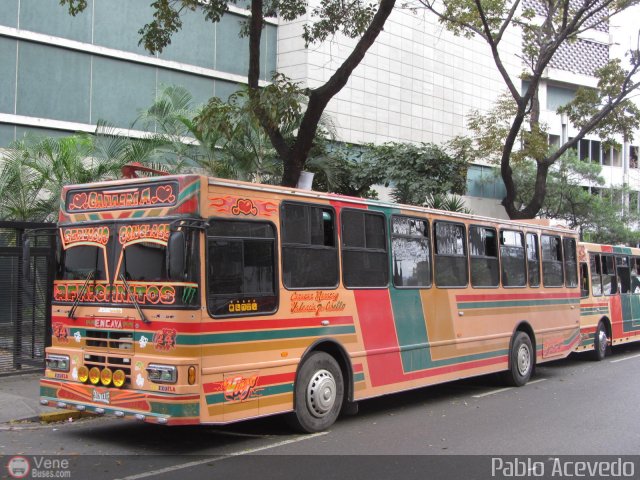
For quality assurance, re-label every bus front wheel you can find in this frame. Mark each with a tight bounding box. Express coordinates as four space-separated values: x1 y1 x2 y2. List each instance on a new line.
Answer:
593 321 609 361
502 331 534 387
288 351 344 433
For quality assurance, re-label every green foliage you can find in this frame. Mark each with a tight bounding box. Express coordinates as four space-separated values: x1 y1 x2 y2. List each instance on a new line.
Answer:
424 193 472 213
512 150 640 244
359 141 468 205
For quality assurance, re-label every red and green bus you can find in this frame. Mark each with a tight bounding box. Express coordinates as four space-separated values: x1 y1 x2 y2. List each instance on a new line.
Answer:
576 242 640 360
40 174 581 432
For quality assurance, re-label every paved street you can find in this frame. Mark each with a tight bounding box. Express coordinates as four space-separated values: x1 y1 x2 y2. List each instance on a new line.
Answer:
2 344 640 479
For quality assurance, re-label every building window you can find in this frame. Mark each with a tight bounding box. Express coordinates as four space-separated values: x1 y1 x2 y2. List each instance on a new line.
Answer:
207 220 277 317
500 230 526 287
630 146 639 169
541 234 564 287
434 222 468 287
579 139 601 164
469 226 499 287
281 202 338 289
466 165 507 199
341 209 389 288
391 216 431 288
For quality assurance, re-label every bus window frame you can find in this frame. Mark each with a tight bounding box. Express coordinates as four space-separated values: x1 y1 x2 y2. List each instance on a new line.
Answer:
541 234 565 288
468 223 500 289
205 217 279 318
590 253 603 297
433 220 468 289
600 253 618 296
499 229 526 288
280 201 339 291
631 256 640 294
562 237 579 289
525 232 541 288
390 214 432 289
340 208 390 289
579 261 590 298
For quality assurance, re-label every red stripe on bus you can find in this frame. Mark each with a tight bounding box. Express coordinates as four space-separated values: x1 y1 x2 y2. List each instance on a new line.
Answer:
354 289 403 387
456 292 580 302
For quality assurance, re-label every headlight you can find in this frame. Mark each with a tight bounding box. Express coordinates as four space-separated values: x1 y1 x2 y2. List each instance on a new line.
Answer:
46 354 70 372
146 364 177 384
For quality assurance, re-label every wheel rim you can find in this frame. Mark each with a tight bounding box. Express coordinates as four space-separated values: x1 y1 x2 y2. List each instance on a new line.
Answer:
598 327 608 356
306 369 336 418
517 343 531 376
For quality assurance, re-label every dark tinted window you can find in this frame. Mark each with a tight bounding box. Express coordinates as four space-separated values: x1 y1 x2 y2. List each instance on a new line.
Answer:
469 226 499 287
541 235 564 286
434 222 467 287
563 238 578 288
121 241 166 281
591 254 602 296
58 245 107 281
281 203 338 289
207 220 277 316
601 254 617 295
526 233 540 287
341 210 388 287
616 256 631 294
391 216 431 287
632 257 640 294
580 262 589 298
500 230 526 287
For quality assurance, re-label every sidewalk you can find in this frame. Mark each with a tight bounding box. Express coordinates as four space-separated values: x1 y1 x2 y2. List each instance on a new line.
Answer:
0 372 56 423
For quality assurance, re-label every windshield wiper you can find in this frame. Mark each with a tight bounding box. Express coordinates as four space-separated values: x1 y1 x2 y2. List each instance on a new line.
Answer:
119 273 150 324
68 270 95 319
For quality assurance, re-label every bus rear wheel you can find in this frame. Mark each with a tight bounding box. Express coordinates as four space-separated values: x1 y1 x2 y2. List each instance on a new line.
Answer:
593 321 609 361
288 351 344 433
502 331 534 387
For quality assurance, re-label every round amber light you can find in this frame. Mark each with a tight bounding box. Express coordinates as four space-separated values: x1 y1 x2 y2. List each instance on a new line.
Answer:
78 366 89 383
112 369 126 388
89 367 101 385
100 368 113 386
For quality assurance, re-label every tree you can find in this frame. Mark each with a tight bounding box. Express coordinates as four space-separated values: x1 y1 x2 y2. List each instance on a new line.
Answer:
60 0 397 187
511 150 640 244
421 0 640 219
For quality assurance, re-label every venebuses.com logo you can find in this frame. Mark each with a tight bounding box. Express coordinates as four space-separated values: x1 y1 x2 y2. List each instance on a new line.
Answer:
6 455 71 478
6 456 30 479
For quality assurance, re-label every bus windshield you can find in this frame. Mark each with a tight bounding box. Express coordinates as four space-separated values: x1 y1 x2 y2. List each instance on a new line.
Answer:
55 221 199 307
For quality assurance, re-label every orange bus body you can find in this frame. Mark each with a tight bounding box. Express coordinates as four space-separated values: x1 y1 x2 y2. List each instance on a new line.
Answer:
41 175 581 430
576 242 640 359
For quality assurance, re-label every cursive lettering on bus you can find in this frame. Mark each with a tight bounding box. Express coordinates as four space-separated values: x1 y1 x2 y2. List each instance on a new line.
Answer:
54 282 178 305
67 183 176 212
62 226 110 246
118 223 170 245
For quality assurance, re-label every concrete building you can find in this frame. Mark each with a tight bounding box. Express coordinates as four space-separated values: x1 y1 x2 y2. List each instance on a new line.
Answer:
0 0 638 217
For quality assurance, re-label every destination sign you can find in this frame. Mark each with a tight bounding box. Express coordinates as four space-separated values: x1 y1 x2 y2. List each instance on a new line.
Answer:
65 182 178 213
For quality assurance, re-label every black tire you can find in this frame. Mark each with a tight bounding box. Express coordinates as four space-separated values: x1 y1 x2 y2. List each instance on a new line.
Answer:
287 351 344 433
593 321 608 361
502 331 534 387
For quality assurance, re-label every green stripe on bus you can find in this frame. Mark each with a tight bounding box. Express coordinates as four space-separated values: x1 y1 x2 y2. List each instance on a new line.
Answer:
458 298 579 309
173 325 356 345
148 401 200 417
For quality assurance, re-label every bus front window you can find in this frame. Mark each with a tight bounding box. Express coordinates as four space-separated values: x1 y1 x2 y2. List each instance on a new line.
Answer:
120 241 168 281
58 245 107 281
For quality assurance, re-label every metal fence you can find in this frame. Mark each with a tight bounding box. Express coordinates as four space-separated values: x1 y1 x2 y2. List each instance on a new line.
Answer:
0 222 56 374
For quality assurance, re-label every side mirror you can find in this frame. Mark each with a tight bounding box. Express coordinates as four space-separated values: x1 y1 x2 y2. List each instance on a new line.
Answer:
167 231 186 280
22 237 32 283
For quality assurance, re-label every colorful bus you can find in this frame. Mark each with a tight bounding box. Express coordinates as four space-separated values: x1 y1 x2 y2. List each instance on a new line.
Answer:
576 242 640 360
40 174 581 432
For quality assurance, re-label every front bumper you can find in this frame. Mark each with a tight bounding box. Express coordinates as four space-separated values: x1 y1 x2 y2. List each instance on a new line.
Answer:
40 378 201 425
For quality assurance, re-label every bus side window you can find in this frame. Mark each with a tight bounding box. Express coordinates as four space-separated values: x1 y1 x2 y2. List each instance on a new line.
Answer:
434 221 468 287
541 235 564 287
579 262 589 298
591 254 602 296
563 238 578 288
207 220 278 317
526 233 540 287
632 257 640 293
391 216 431 287
601 255 618 295
281 202 338 289
616 256 631 294
500 230 526 287
341 209 389 288
469 225 499 287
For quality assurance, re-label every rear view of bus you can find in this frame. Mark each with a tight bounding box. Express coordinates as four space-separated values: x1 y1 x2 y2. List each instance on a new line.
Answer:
41 175 205 425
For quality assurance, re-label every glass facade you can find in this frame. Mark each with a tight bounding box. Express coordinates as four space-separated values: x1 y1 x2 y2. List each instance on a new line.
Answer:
466 164 507 199
0 0 278 146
